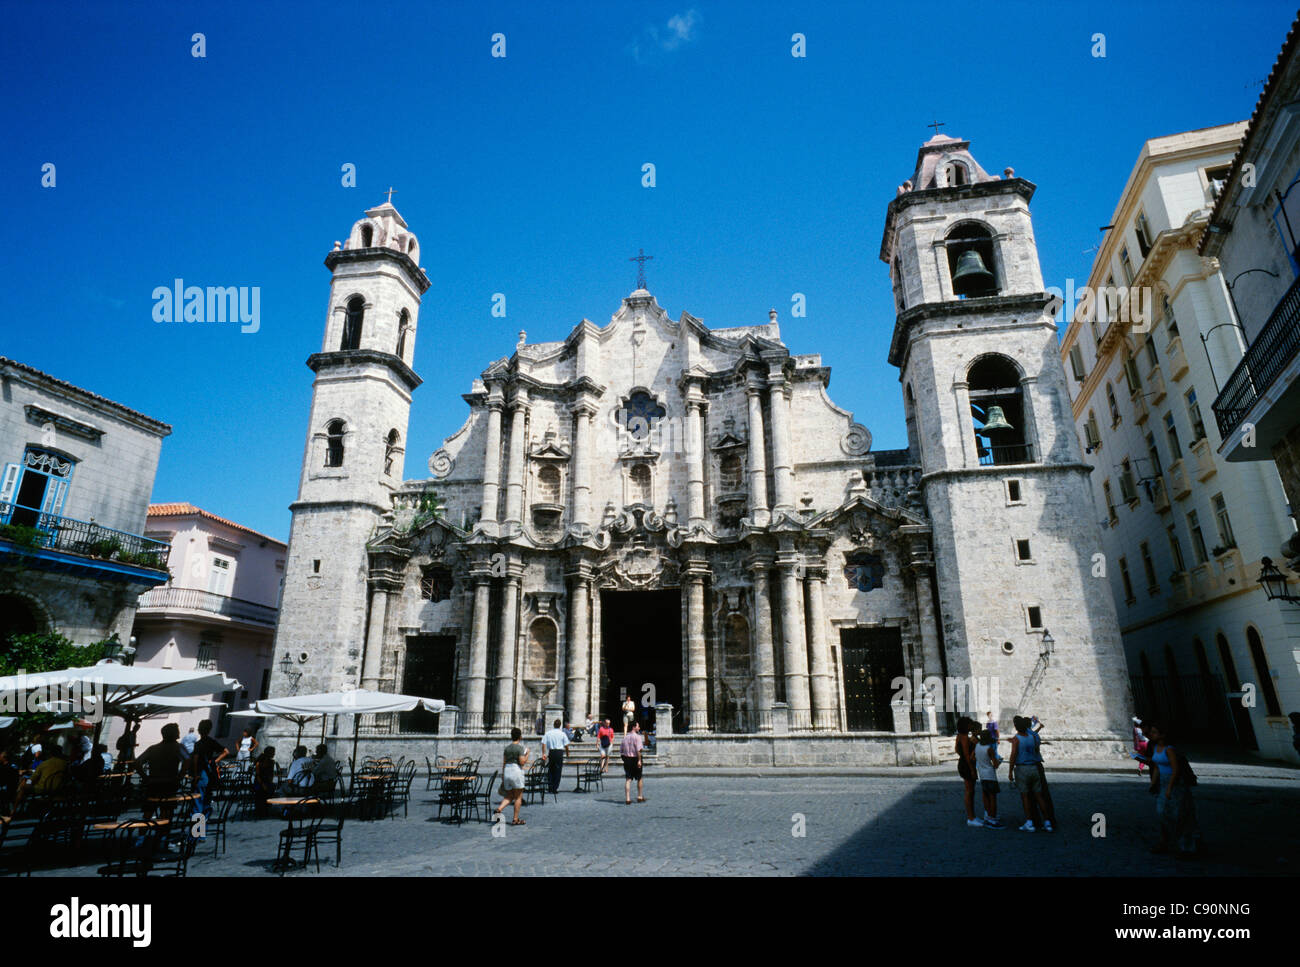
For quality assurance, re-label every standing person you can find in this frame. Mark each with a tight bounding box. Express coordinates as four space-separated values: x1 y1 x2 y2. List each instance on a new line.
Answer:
955 716 981 827
622 695 636 735
974 729 1003 828
494 727 530 826
541 719 569 795
1143 721 1201 856
597 719 615 774
620 721 646 804
134 723 187 818
115 719 139 764
236 728 258 767
985 711 999 744
1132 717 1150 776
180 726 199 758
190 719 229 823
1008 716 1052 832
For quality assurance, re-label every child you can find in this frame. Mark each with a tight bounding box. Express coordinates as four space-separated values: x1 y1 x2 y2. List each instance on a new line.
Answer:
985 711 999 743
975 729 1003 828
1132 717 1149 776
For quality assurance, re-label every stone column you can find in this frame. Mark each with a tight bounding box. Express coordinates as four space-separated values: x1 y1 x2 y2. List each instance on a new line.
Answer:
746 380 770 527
464 574 492 734
686 397 706 528
360 586 389 689
777 554 810 728
748 557 776 731
768 370 794 514
685 568 710 732
806 569 835 730
503 387 530 528
479 387 505 532
571 402 595 535
493 567 522 731
566 565 592 724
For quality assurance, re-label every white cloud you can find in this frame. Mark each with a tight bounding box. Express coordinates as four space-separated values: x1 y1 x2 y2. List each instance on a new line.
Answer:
629 9 700 62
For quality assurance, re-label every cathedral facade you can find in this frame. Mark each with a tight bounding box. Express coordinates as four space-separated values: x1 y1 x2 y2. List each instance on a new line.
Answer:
268 136 1133 760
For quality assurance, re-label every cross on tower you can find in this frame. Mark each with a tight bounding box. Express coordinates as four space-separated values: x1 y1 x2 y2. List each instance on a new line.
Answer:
629 248 654 290
383 186 397 204
927 120 946 136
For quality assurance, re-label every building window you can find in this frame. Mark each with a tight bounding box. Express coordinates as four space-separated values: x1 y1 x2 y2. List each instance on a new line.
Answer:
621 392 666 442
396 309 410 359
1167 525 1186 573
1204 165 1231 201
1135 212 1153 259
1068 345 1086 381
1006 479 1023 504
1119 459 1138 504
419 565 453 602
1184 388 1206 443
1123 353 1143 395
1119 557 1135 602
1145 432 1163 476
208 556 232 596
325 420 346 467
844 551 885 592
1106 383 1121 427
1103 480 1118 524
1246 627 1282 717
1026 606 1043 630
1160 296 1180 340
195 639 220 670
1015 539 1032 562
1144 336 1159 369
1084 412 1102 451
341 296 364 351
1163 412 1181 457
1187 510 1209 565
1211 493 1236 550
1119 246 1134 285
1139 542 1158 591
384 429 400 476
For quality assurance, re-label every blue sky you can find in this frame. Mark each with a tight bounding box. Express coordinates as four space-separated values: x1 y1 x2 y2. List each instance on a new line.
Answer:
2 0 1293 542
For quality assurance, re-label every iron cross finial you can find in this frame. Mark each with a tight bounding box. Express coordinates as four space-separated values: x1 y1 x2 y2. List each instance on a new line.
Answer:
384 186 397 204
928 120 945 136
629 249 654 290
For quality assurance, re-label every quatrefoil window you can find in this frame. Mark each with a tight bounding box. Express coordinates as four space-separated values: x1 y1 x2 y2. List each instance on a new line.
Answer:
621 392 666 441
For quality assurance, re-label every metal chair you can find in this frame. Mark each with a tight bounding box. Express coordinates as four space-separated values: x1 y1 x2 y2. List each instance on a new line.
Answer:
97 820 168 878
146 833 198 877
314 795 348 868
578 759 604 793
472 770 499 823
392 761 417 818
274 798 325 875
207 790 236 856
524 759 549 806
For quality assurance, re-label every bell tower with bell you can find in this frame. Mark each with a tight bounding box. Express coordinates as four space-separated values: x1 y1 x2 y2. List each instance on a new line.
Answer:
881 134 1131 753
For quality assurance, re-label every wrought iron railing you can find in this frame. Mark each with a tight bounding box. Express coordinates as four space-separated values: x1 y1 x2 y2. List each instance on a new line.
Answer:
1213 272 1300 438
136 585 278 624
977 443 1035 466
0 501 170 569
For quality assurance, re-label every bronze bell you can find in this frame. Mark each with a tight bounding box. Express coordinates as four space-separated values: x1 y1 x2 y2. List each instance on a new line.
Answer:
982 405 1014 433
951 248 996 296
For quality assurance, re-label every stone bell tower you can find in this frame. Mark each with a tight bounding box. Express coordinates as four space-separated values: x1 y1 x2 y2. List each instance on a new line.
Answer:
269 199 430 700
881 135 1130 752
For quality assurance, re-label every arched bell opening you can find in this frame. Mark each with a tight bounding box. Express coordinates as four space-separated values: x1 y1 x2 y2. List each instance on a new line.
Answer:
946 223 1000 298
968 355 1031 466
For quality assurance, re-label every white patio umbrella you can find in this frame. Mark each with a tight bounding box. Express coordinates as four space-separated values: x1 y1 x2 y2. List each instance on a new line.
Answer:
0 664 241 742
253 690 446 762
230 707 325 745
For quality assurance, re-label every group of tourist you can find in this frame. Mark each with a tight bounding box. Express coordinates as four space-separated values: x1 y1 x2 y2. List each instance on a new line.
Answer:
494 710 648 825
955 714 1054 832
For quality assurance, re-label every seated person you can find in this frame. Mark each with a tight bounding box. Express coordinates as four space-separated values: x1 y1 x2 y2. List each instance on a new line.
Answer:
283 745 314 793
307 744 340 794
13 743 69 807
585 714 599 737
253 746 277 816
0 748 22 810
72 746 104 783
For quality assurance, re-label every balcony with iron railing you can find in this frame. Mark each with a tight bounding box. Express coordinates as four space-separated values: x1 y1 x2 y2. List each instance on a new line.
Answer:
1213 272 1300 439
136 585 279 626
0 501 170 575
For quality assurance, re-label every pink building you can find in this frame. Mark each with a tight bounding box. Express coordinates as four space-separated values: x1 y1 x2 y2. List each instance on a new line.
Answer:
123 503 286 748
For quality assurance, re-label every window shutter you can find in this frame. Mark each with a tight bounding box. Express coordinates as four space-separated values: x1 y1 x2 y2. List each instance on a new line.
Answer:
0 463 18 507
40 477 68 519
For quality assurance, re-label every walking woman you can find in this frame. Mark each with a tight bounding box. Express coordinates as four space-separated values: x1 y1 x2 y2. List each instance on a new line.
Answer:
955 716 981 827
495 727 529 826
1142 721 1201 856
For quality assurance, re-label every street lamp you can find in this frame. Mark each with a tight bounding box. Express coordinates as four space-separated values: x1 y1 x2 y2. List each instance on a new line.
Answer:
98 635 137 665
1259 557 1300 604
1040 629 1055 659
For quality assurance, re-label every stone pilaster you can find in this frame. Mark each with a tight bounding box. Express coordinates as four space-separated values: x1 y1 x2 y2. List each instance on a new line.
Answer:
479 385 505 535
566 562 593 724
493 563 523 731
806 568 835 730
686 395 707 528
464 571 492 734
746 378 770 527
503 386 530 529
685 563 710 732
570 400 597 535
777 552 810 728
747 555 776 730
360 586 389 690
767 368 794 514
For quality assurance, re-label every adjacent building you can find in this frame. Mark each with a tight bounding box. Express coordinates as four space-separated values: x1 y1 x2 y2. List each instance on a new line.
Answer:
123 503 286 746
267 141 1133 765
0 357 171 645
1059 124 1300 762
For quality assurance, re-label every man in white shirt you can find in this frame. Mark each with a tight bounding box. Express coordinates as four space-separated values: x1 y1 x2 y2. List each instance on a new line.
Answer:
180 727 199 757
541 719 569 795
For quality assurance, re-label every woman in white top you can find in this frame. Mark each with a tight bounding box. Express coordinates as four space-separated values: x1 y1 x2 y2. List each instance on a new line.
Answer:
975 729 1003 828
236 729 258 765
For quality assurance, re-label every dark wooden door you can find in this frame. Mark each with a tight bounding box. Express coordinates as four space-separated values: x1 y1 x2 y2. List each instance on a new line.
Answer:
841 627 904 731
400 636 456 733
